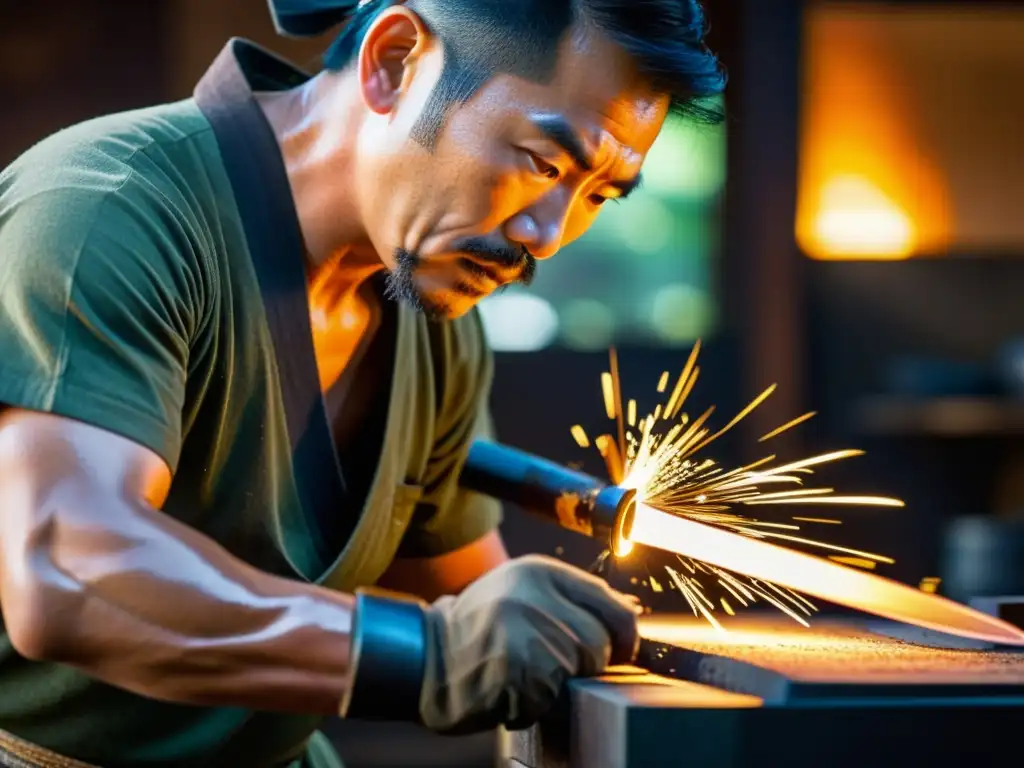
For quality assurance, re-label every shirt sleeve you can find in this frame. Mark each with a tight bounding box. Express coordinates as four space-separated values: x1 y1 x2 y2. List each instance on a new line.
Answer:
0 162 200 471
396 311 503 558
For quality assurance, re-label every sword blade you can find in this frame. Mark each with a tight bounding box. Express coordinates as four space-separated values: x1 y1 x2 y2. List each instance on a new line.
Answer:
627 502 1024 646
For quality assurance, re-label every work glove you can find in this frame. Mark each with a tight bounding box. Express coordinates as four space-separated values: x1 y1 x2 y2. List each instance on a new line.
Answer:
418 554 640 734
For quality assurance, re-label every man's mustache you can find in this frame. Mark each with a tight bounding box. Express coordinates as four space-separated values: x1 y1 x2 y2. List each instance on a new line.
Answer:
454 237 536 287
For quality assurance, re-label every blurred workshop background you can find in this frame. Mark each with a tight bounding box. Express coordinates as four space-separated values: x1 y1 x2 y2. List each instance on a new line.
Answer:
4 0 1024 765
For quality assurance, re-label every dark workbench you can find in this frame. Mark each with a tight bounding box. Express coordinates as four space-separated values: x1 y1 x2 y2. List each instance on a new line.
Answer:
507 615 1024 768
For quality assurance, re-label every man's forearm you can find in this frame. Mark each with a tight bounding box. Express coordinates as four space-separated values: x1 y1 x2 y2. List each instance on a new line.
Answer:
3 487 355 715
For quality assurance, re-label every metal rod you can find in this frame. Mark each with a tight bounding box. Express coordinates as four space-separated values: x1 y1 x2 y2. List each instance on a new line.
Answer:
460 440 635 545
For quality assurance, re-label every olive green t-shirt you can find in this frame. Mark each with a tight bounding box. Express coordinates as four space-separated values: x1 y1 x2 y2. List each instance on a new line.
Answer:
0 40 501 768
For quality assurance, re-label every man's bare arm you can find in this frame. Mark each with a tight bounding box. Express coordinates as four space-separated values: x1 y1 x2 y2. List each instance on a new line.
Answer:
0 409 355 715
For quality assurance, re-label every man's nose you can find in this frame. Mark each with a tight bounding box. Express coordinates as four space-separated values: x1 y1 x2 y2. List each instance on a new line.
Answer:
502 198 570 261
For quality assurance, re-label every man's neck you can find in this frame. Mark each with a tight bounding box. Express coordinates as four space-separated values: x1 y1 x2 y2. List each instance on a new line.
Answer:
255 72 384 303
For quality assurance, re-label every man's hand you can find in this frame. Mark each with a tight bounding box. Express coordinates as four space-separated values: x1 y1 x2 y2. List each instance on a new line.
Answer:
419 554 640 733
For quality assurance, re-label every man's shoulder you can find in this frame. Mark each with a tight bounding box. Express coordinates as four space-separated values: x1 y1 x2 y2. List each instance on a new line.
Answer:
0 100 229 328
2 99 218 212
11 99 213 164
0 100 229 273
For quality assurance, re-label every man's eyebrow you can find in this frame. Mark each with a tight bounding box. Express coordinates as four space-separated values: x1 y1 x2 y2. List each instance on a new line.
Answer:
530 114 643 198
530 114 593 171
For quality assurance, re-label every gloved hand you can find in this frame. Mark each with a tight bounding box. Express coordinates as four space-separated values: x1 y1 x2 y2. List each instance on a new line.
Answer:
418 554 640 734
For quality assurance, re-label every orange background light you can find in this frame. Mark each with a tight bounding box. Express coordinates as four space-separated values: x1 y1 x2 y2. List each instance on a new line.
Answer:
796 4 1024 260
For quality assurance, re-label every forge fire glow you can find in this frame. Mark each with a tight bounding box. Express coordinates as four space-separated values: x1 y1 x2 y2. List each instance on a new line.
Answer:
571 343 1024 646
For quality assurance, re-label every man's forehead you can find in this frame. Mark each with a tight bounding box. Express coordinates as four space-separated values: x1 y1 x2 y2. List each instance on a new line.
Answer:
555 25 656 103
539 24 667 147
452 14 660 119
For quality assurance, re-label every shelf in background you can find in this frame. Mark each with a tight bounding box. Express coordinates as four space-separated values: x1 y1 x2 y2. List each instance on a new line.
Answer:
855 396 1024 437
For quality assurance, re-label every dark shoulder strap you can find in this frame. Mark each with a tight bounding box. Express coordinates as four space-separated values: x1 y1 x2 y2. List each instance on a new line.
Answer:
194 41 346 569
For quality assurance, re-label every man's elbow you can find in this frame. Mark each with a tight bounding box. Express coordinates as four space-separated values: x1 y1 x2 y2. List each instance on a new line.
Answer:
0 526 84 663
2 581 77 662
0 521 83 663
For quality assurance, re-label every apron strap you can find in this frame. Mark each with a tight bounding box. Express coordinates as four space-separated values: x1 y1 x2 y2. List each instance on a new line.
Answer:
194 41 349 572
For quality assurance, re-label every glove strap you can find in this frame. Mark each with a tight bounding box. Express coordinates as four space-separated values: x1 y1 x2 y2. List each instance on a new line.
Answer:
339 589 428 721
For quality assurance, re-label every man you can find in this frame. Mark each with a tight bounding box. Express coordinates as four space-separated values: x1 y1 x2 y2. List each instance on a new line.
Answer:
0 0 724 765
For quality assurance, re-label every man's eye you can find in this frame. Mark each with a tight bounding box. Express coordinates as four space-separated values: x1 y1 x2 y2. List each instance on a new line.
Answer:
529 154 561 180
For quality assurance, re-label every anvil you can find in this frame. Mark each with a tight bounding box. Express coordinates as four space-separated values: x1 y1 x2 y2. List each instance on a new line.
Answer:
506 614 1024 768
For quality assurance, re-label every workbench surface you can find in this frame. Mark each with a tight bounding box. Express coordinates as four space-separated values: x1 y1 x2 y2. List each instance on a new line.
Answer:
508 614 1024 768
640 614 1024 700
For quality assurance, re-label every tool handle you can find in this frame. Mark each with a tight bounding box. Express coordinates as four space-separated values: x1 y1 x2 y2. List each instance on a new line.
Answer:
461 440 606 519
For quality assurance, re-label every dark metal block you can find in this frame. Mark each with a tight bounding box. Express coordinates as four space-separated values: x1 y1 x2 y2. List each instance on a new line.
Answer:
510 675 1024 768
507 671 759 768
640 615 1024 702
971 594 1024 630
509 616 1024 768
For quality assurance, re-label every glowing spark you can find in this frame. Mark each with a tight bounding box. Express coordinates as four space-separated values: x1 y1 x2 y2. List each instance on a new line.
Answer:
667 566 724 632
742 531 894 564
747 450 865 476
793 517 843 524
830 556 878 569
600 373 615 420
748 489 836 500
718 578 748 607
919 576 942 594
743 496 905 507
576 344 1024 644
779 586 818 614
759 411 817 442
664 341 701 419
742 579 811 627
595 434 625 485
682 384 777 460
609 348 627 464
630 501 1024 644
572 341 909 633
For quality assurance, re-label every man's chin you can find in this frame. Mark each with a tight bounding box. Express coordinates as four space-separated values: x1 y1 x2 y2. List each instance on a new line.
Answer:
423 293 480 321
402 289 480 322
384 266 487 320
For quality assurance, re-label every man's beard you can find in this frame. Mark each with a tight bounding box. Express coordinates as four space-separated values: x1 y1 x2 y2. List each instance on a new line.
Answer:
384 238 536 320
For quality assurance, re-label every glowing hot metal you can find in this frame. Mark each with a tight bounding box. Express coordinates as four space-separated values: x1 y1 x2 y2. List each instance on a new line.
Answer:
460 441 1024 646
571 342 1017 642
461 340 1024 647
624 501 1024 646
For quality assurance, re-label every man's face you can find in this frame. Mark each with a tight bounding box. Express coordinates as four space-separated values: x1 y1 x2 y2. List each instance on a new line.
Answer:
354 12 669 319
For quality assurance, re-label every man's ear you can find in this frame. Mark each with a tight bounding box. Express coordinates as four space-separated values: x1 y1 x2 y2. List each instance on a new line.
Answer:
359 7 434 115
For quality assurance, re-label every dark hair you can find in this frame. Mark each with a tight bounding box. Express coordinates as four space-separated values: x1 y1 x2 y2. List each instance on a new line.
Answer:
323 0 726 149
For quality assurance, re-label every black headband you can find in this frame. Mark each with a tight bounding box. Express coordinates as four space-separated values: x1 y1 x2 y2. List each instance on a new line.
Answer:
267 0 367 37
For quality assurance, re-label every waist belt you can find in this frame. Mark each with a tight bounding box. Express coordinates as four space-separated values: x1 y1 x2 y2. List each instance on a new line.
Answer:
0 730 99 768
